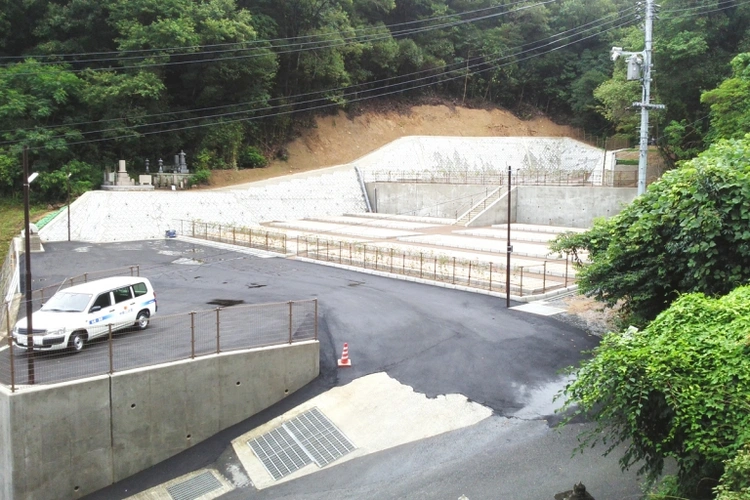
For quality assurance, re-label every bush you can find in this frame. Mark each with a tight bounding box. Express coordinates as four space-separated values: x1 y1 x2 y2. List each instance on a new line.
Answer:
559 286 750 498
188 169 211 186
239 146 268 169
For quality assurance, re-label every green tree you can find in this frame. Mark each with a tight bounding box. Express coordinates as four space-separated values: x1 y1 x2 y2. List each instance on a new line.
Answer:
702 53 750 143
560 286 750 498
551 134 750 324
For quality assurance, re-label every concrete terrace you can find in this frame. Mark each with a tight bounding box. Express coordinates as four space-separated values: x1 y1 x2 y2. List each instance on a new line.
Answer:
37 136 612 297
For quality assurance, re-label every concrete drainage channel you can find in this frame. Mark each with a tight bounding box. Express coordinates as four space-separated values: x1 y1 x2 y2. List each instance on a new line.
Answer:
248 407 356 480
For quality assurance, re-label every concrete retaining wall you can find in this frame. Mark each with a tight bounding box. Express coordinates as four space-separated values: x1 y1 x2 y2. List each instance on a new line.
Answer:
366 183 500 219
0 341 319 500
368 183 636 228
515 186 636 227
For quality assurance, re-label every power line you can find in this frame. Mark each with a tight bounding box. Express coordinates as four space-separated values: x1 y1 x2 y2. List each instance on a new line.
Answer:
26 16 637 150
0 0 562 71
2 8 637 141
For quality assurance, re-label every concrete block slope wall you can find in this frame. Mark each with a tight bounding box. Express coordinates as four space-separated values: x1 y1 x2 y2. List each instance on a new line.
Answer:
0 341 319 500
41 175 368 243
353 136 604 175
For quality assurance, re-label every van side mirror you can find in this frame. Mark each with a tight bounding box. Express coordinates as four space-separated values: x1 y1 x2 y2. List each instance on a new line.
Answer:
90 305 101 313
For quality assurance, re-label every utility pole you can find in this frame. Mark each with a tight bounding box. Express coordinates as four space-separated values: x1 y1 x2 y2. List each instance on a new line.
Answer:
610 0 664 195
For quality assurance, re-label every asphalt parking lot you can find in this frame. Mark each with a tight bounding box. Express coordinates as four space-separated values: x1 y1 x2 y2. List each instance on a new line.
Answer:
24 239 645 499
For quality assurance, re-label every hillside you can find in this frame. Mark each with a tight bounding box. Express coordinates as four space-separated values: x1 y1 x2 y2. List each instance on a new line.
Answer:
208 103 580 188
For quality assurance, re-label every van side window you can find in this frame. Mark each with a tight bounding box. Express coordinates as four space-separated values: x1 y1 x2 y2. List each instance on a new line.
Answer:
113 286 133 304
133 282 148 297
92 293 111 310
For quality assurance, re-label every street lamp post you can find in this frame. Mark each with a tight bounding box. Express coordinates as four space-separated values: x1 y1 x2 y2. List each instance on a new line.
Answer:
66 168 72 242
506 165 513 308
22 146 36 384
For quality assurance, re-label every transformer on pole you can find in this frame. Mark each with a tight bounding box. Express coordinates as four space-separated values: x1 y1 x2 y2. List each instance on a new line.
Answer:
610 0 665 195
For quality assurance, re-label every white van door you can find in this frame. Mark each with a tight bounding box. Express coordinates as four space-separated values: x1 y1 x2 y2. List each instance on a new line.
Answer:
112 285 136 331
87 291 116 339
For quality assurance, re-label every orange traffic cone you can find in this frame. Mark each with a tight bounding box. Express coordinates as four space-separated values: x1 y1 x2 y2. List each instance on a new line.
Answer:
337 343 352 367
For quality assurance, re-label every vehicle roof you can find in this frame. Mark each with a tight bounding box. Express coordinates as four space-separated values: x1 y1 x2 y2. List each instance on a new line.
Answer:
56 276 151 295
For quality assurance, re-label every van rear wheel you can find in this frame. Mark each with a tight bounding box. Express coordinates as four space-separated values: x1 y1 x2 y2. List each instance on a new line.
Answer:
136 311 150 330
69 332 85 352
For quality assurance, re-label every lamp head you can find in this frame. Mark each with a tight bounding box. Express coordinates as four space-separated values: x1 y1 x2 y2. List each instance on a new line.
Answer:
610 46 623 61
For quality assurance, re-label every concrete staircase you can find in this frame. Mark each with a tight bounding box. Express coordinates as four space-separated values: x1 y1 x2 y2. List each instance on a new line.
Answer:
454 187 502 226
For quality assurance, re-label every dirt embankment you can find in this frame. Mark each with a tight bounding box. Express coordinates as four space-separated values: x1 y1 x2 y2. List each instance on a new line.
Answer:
209 104 580 188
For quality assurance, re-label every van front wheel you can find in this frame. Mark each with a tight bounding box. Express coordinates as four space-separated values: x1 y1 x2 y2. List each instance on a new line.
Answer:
69 332 85 353
136 311 150 330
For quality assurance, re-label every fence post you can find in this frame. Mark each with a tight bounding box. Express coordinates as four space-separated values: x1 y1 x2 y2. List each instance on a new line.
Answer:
543 261 547 292
84 272 88 283
288 301 293 344
452 257 456 284
205 222 208 240
390 249 394 273
314 299 318 340
218 224 222 243
190 312 196 359
468 261 472 286
192 220 195 237
317 238 320 259
326 240 329 261
489 262 493 291
215 307 221 354
519 267 524 297
419 253 423 278
249 228 253 246
402 252 406 274
434 256 437 280
339 242 343 264
108 324 114 374
233 227 236 246
265 231 269 250
565 253 569 287
7 303 15 393
363 245 367 269
375 247 378 270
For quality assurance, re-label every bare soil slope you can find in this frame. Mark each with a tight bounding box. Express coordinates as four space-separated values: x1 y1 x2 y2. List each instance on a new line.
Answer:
209 104 579 188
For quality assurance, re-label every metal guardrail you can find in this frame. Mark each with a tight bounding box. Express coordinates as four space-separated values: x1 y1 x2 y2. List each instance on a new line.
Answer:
0 298 318 392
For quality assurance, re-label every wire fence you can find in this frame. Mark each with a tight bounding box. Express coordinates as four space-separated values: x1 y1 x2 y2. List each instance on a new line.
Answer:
176 220 575 298
361 169 599 186
0 298 317 392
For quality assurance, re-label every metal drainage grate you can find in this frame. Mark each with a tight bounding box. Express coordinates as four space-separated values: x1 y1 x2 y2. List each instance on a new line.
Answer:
166 471 223 500
248 407 355 480
286 407 356 467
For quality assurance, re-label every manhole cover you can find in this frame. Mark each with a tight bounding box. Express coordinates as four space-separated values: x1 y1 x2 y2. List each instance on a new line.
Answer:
248 407 355 480
207 299 245 307
166 471 222 500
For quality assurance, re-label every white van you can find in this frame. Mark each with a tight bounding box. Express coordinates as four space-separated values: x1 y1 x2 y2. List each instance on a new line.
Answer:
12 276 157 353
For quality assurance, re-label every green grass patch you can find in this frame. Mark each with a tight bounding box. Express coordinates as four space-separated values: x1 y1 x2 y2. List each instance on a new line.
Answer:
0 198 47 263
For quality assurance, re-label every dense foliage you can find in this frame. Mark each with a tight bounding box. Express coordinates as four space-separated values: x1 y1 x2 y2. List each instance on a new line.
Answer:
1 0 749 201
551 134 750 324
560 286 750 498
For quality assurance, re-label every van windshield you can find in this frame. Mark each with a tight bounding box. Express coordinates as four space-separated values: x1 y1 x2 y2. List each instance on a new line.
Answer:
41 292 92 312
